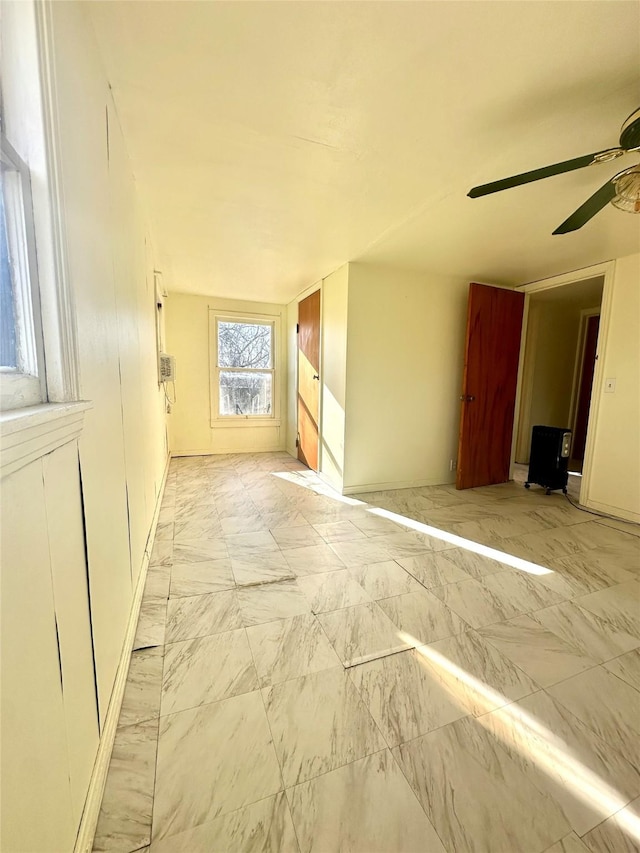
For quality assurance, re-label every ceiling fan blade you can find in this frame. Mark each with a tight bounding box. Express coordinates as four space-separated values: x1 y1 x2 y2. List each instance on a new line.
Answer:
468 151 604 198
552 180 617 235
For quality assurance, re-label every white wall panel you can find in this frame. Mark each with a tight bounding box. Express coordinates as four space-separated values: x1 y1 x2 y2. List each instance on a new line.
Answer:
108 99 151 578
1 461 76 853
51 2 133 721
42 443 100 827
48 3 167 727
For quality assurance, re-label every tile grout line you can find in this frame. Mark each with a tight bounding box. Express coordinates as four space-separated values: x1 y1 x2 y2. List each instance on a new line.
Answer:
145 513 177 848
242 622 304 853
381 742 453 853
577 792 640 842
386 692 576 853
118 455 639 851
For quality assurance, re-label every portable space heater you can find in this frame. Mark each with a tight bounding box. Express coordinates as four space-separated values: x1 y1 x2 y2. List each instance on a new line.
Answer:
524 425 572 495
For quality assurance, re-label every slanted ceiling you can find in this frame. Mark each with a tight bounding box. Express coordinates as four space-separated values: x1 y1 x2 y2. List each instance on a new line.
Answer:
88 1 640 302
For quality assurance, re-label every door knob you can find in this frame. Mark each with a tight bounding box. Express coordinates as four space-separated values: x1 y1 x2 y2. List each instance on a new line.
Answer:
460 395 475 402
313 374 320 380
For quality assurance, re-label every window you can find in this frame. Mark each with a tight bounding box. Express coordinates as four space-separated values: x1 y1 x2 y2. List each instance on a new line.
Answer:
0 133 46 409
214 317 275 418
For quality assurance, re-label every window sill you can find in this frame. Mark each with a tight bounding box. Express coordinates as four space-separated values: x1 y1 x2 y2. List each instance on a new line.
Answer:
210 418 281 430
1 400 92 479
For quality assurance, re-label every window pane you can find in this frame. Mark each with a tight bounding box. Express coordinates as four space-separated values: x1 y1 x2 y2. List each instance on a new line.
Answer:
219 371 272 415
0 185 17 368
218 321 272 369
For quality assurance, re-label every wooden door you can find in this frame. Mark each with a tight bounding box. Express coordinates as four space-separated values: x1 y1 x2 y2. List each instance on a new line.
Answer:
457 283 525 489
572 314 600 462
297 290 321 470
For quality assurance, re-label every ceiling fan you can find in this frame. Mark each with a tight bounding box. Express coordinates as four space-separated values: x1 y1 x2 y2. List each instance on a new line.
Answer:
468 107 640 234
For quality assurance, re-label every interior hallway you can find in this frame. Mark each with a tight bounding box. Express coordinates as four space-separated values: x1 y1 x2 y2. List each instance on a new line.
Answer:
94 452 640 853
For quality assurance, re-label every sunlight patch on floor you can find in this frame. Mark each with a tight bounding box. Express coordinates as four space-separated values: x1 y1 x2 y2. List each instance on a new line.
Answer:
273 471 554 576
369 506 554 576
401 633 640 845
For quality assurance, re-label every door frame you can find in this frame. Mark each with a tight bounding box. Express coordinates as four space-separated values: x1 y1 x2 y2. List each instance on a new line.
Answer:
510 260 615 506
567 307 601 448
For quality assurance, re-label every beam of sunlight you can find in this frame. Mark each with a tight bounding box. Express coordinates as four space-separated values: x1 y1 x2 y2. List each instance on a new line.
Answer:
399 632 640 843
368 506 554 576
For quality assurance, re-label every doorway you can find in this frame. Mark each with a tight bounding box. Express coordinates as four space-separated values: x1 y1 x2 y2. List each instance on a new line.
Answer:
513 268 610 503
515 276 604 471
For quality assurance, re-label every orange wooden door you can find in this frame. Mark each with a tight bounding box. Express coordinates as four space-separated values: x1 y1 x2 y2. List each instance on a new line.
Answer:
457 283 525 489
297 290 321 470
572 314 600 461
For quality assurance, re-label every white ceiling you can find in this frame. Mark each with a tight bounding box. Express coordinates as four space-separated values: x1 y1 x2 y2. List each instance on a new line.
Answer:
88 1 640 303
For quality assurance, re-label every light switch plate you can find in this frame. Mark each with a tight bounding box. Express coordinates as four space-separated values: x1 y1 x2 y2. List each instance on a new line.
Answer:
604 378 616 393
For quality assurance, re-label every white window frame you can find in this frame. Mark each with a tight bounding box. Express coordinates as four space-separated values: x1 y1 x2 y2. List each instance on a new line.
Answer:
0 0 87 479
0 133 47 410
209 310 281 427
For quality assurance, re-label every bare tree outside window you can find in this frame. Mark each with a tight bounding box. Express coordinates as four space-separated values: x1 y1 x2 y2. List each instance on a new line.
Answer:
0 190 17 368
217 321 273 416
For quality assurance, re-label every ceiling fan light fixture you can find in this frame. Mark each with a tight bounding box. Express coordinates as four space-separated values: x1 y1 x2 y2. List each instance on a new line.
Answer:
611 165 640 213
468 106 640 231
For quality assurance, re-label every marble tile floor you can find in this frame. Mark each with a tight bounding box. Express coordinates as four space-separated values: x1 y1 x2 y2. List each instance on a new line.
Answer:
94 452 640 853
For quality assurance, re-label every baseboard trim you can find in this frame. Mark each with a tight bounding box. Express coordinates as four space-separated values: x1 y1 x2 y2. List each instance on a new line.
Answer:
73 452 171 853
583 498 640 525
342 475 455 496
172 446 286 457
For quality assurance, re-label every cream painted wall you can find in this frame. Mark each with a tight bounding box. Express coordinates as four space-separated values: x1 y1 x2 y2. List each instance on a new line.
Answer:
290 255 637 523
587 253 640 521
295 262 469 494
528 303 581 433
166 293 287 455
516 301 583 463
319 265 349 491
342 263 469 492
1 2 167 849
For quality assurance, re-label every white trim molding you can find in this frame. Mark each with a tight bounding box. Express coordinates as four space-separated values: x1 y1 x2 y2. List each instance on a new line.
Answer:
34 0 82 402
211 418 282 430
584 498 640 526
0 400 92 478
172 444 284 457
342 475 456 496
512 260 615 508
